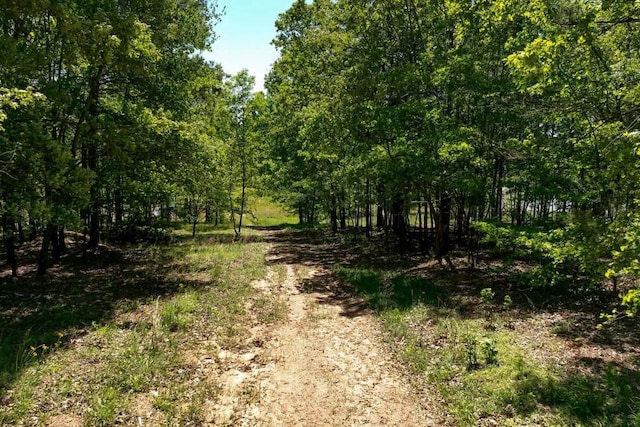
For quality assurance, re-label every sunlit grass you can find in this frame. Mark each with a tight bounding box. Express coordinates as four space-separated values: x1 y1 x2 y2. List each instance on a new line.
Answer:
243 194 299 227
171 193 298 236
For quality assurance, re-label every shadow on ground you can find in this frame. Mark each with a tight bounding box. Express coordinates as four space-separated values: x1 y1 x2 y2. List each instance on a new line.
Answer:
261 226 640 425
0 239 206 398
263 228 640 345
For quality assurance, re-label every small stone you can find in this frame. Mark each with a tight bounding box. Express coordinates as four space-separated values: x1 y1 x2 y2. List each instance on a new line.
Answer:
240 353 257 363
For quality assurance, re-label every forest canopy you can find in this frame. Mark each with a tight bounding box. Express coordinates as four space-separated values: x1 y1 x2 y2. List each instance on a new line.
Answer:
0 0 263 275
262 0 640 308
1 0 639 309
2 2 640 425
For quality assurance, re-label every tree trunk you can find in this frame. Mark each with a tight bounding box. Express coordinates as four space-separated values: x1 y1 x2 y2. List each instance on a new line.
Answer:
89 192 100 249
431 191 452 262
115 184 124 226
330 193 338 233
84 67 104 249
376 204 384 230
85 105 100 247
418 200 428 253
339 188 347 229
310 194 316 224
229 174 237 237
365 180 372 238
456 194 465 243
17 218 25 245
376 184 385 230
51 225 62 264
392 198 408 252
496 158 504 221
490 156 504 220
37 223 54 276
3 214 17 277
205 203 212 223
192 211 197 237
383 200 390 249
238 180 246 235
28 218 37 241
59 227 66 252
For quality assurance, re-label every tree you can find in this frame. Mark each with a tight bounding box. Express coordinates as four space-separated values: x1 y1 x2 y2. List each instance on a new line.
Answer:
262 0 640 294
0 0 225 275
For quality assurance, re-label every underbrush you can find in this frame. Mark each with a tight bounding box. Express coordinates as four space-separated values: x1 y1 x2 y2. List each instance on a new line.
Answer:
0 229 268 425
337 267 640 427
107 223 174 244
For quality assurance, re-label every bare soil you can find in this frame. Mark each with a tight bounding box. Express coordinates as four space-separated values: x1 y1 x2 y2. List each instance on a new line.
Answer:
205 228 439 426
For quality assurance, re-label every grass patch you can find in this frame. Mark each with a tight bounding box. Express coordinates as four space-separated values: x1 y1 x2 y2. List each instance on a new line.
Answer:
171 193 299 234
253 295 288 324
243 195 299 227
0 228 267 425
337 267 640 426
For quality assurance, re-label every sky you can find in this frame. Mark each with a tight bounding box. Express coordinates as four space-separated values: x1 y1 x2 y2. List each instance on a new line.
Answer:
202 0 297 92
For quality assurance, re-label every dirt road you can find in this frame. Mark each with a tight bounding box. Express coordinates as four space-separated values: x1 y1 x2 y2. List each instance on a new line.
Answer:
209 229 435 426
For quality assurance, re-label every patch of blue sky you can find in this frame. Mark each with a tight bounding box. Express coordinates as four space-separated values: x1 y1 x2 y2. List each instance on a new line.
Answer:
203 0 297 92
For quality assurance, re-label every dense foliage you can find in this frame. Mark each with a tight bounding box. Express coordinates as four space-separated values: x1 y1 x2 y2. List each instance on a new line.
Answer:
2 0 639 305
0 0 262 275
263 0 640 303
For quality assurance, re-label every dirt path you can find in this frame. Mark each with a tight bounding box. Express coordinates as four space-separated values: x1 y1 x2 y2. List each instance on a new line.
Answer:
208 229 435 426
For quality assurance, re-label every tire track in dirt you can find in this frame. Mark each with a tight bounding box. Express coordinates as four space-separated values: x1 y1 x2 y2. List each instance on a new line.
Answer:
208 229 436 426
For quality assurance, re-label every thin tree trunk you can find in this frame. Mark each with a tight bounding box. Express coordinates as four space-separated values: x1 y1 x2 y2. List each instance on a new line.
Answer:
365 179 372 238
496 158 504 221
28 218 37 241
418 199 427 253
431 191 452 265
238 179 246 235
205 203 211 223
59 227 66 252
226 145 238 236
392 198 408 252
330 193 338 234
3 214 17 277
88 146 100 249
456 194 465 243
192 201 198 237
376 184 385 230
37 223 54 277
83 67 103 249
17 218 25 245
383 200 390 249
51 225 61 264
310 192 317 224
339 188 347 230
